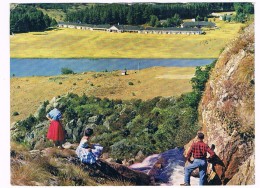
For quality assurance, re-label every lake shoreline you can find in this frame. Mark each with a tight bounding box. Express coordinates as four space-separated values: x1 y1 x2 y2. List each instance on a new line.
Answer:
11 58 216 77
10 57 217 59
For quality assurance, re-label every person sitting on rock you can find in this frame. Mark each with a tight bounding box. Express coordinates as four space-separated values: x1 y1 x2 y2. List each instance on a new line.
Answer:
76 128 103 164
181 132 215 186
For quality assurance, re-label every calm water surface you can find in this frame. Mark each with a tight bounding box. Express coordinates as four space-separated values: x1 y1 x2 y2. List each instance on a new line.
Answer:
10 58 216 77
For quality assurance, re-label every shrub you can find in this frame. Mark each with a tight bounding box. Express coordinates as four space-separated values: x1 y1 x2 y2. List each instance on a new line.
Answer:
13 111 19 116
61 67 74 75
128 82 134 86
59 82 62 85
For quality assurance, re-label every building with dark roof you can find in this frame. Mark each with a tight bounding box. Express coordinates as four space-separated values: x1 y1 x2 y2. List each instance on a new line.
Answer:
140 27 203 34
108 25 142 33
182 21 216 28
57 22 205 35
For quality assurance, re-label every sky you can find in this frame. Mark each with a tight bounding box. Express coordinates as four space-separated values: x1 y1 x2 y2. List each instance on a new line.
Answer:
0 0 258 187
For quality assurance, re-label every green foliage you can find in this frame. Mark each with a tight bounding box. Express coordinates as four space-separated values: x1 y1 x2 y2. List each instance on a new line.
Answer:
65 3 235 25
110 139 140 160
196 15 203 21
149 15 160 27
64 106 78 122
12 111 19 116
166 14 182 27
191 62 216 94
128 82 134 86
50 18 58 27
61 67 74 75
10 5 56 33
233 3 254 23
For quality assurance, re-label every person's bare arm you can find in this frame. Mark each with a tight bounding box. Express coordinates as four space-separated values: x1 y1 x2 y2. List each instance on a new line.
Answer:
46 115 52 122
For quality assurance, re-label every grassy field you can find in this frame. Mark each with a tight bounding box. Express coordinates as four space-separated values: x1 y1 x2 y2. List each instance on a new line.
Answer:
10 67 195 122
10 19 244 59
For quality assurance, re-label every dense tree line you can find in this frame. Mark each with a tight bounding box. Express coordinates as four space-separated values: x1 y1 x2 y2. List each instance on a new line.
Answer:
233 3 254 23
65 3 236 26
10 5 57 33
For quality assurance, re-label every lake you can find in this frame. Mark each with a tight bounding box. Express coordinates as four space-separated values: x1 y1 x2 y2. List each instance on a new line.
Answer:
10 58 216 77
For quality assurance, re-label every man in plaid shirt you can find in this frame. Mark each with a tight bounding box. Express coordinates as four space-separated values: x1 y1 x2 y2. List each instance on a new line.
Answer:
181 132 215 186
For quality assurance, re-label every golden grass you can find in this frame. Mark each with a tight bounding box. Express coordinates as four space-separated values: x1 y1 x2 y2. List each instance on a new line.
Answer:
10 66 195 123
10 19 244 59
10 141 135 186
11 153 53 186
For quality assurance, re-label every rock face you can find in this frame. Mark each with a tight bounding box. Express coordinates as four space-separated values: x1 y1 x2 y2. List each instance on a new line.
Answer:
227 154 255 185
199 23 255 185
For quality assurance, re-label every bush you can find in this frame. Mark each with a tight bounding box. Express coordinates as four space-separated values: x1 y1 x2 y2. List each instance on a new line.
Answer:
128 82 134 85
12 111 19 116
61 67 74 75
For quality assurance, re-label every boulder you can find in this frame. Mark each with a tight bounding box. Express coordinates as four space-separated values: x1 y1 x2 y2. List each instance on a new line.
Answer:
10 122 17 130
135 150 145 162
88 115 102 124
103 120 110 130
227 154 255 185
62 142 78 150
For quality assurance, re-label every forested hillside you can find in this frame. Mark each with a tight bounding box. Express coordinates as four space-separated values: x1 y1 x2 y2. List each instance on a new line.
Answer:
10 2 254 34
10 5 57 33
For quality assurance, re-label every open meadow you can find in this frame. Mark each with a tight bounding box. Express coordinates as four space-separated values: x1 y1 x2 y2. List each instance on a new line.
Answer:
10 66 195 122
10 19 244 59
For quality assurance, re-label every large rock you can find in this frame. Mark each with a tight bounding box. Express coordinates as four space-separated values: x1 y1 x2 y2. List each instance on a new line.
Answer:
227 155 255 185
198 23 255 185
103 120 110 130
96 159 152 185
88 115 102 124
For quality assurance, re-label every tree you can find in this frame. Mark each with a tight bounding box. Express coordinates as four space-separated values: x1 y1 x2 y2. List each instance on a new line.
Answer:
10 5 51 33
50 18 58 27
222 14 227 21
149 15 159 27
233 3 254 23
43 14 51 27
166 13 182 27
196 15 202 21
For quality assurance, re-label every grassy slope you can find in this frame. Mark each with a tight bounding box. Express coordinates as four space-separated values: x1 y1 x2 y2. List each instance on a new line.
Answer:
10 67 195 122
38 8 66 22
10 19 244 59
37 4 90 22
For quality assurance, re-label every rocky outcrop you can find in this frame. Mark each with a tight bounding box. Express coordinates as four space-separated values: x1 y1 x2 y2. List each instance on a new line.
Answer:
227 154 255 185
44 147 152 185
199 23 255 185
11 146 152 186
